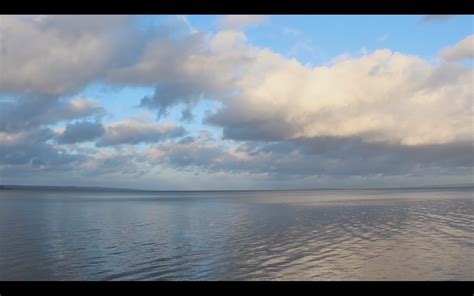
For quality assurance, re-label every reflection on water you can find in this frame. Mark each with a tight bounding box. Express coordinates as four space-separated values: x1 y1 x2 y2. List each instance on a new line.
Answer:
0 188 472 280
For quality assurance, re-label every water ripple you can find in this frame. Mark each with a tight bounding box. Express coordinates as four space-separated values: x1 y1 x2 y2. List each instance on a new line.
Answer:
0 189 472 280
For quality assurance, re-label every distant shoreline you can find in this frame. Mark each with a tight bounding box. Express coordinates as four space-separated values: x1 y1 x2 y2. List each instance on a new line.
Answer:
1 184 473 193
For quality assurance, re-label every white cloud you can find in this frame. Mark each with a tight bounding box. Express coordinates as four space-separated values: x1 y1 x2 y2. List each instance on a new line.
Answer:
206 44 473 146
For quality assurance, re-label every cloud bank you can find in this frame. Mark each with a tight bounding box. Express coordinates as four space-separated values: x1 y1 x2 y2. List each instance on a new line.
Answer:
0 15 472 188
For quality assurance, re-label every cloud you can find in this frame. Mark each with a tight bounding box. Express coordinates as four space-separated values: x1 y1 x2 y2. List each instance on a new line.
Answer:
420 15 458 23
0 96 104 132
96 119 186 147
440 34 474 62
75 149 150 177
56 121 105 144
111 30 255 118
0 15 151 96
0 16 472 186
218 15 267 30
205 47 473 146
144 136 473 178
4 16 470 148
0 127 152 180
0 128 87 174
106 22 474 147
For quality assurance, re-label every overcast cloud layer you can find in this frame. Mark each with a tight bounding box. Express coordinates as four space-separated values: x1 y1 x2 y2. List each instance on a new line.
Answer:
0 15 472 189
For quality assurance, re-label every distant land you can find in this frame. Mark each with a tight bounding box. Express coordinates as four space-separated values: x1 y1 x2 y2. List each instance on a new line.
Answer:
0 185 149 192
0 184 473 192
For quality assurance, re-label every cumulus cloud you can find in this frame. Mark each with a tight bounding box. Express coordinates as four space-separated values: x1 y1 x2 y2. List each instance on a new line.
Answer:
205 47 473 146
0 15 472 186
0 15 150 96
96 119 186 147
440 34 474 62
106 23 474 146
4 15 470 147
111 30 255 118
218 15 267 30
0 15 216 102
56 121 105 144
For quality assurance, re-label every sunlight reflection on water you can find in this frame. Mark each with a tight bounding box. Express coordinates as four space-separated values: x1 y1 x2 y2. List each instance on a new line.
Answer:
0 188 472 280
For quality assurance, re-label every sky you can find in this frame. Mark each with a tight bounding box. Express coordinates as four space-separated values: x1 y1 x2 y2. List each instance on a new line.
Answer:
0 15 473 190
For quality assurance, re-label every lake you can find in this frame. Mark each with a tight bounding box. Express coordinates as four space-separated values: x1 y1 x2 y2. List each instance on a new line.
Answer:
0 188 472 280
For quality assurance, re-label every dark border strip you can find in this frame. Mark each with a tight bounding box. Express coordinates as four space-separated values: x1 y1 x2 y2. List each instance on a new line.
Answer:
0 281 473 296
1 0 473 14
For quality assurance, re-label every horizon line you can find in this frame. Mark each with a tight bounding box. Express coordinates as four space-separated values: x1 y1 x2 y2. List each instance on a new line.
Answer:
1 183 473 193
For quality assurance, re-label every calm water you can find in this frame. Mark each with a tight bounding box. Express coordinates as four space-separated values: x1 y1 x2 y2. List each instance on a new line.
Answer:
0 188 472 281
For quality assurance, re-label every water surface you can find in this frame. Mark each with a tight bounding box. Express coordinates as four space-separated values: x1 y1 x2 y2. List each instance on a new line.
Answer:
0 188 472 280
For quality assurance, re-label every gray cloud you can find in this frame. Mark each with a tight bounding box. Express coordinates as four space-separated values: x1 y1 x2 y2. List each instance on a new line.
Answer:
144 136 473 179
0 128 87 175
0 127 152 180
2 129 471 186
80 152 150 177
113 30 253 118
0 94 106 180
0 15 150 96
0 95 104 132
420 15 458 22
441 34 474 62
96 119 186 147
205 110 302 141
139 81 208 119
218 15 267 30
57 121 105 144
